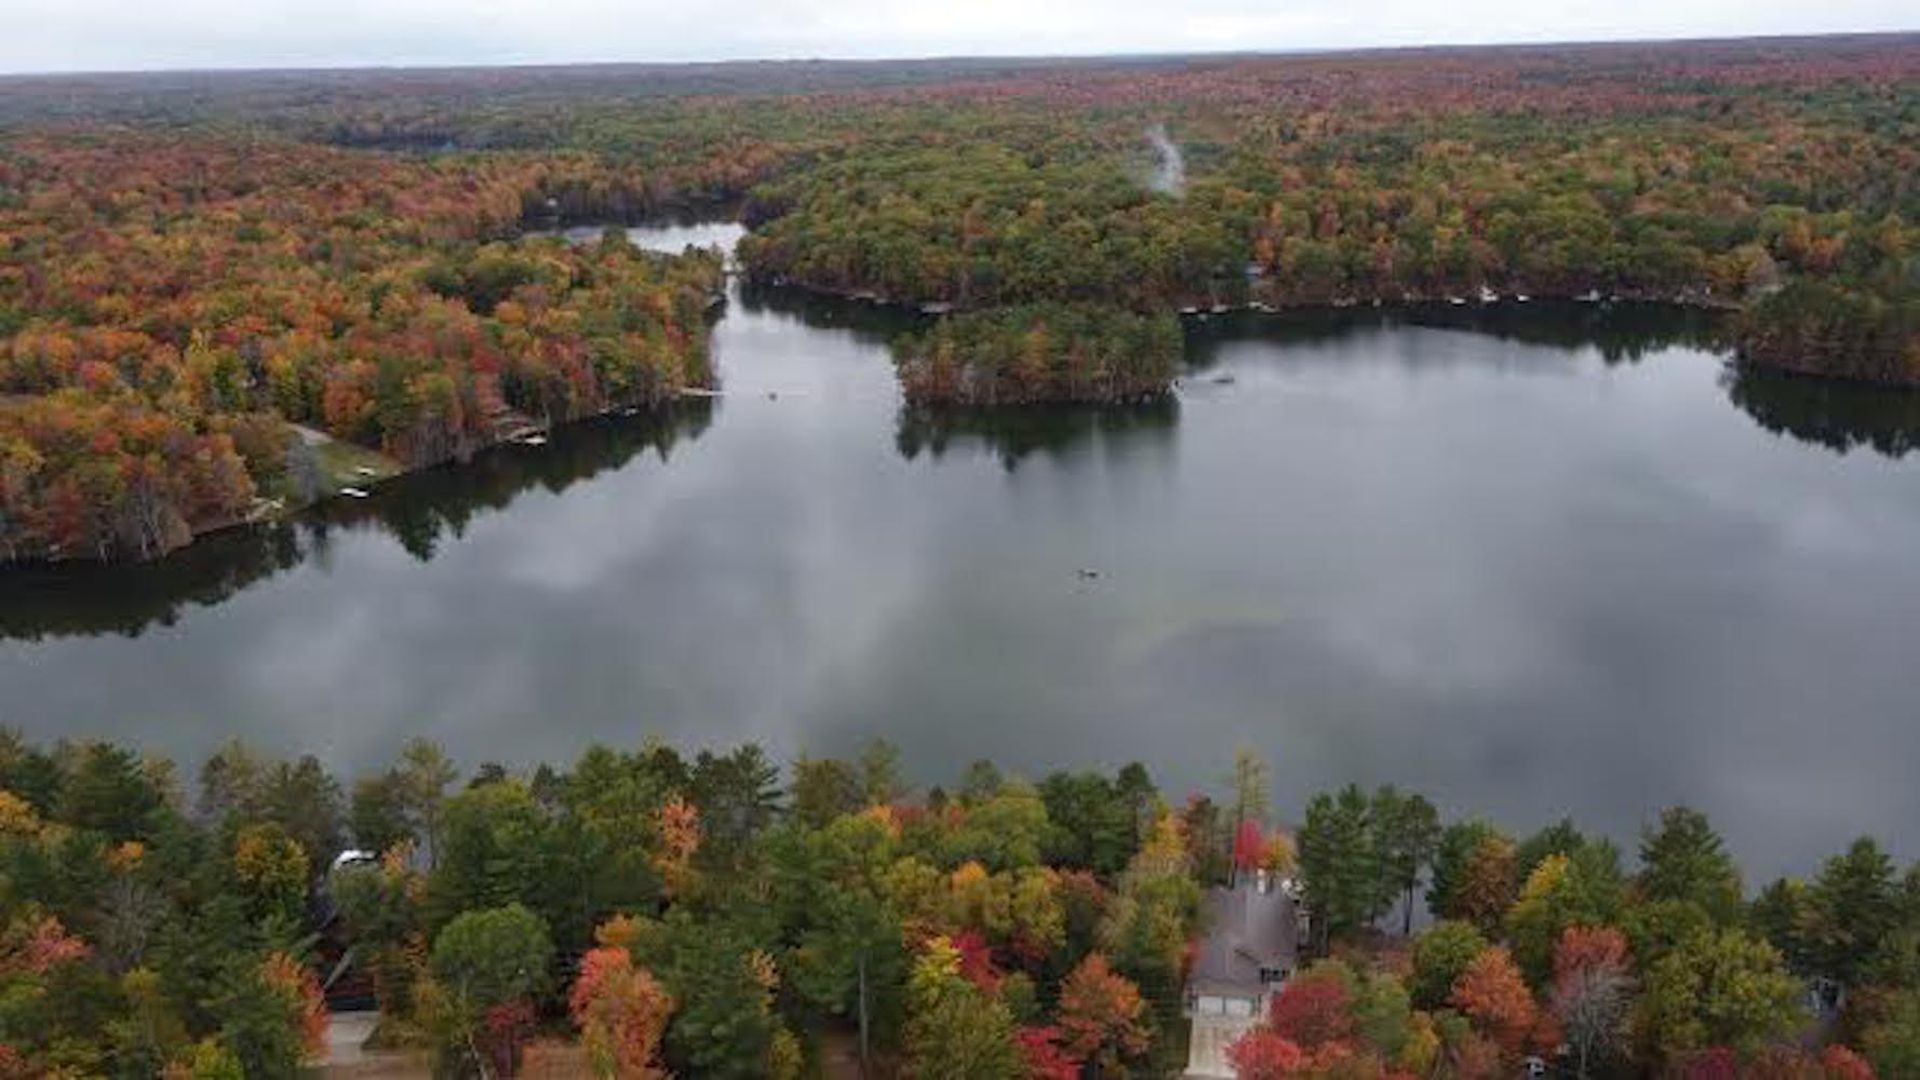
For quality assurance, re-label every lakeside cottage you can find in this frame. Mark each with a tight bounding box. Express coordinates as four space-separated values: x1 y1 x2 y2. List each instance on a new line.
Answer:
1184 870 1303 1077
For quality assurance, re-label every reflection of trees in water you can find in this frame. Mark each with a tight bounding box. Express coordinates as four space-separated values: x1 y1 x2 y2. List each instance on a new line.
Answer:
733 281 926 346
0 403 713 642
0 525 317 643
347 400 713 562
895 398 1179 471
1184 300 1729 370
1723 363 1920 460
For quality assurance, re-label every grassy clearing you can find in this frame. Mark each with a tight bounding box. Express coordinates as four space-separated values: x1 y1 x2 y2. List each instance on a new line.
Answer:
306 431 404 492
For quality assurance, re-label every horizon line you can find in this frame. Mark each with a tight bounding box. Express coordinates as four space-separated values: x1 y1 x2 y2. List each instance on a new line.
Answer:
2 27 1915 81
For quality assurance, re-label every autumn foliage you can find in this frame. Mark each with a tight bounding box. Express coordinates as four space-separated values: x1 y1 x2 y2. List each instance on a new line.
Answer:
1015 1025 1081 1080
568 945 674 1079
259 950 329 1058
1268 967 1358 1050
1448 946 1538 1055
0 913 88 975
5 38 1918 559
1055 953 1150 1071
0 139 722 562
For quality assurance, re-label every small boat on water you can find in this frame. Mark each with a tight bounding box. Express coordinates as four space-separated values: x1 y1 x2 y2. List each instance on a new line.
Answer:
517 434 548 447
1448 296 1467 306
338 487 370 499
1515 294 1531 303
1478 286 1498 304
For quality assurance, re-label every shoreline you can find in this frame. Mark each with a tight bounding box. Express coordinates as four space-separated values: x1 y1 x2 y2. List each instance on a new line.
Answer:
0 387 722 572
0 268 1882 571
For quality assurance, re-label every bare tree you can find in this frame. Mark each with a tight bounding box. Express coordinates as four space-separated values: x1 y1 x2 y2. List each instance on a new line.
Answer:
1551 961 1633 1078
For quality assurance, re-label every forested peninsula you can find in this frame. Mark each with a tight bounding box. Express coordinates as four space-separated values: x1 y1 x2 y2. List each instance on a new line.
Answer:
3 37 1918 562
0 732 1912 1077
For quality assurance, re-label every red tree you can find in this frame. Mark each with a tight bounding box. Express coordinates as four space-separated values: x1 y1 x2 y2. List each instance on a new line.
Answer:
1015 1026 1081 1080
1268 967 1356 1050
1553 924 1631 983
1679 1047 1742 1080
951 929 1000 992
1228 1029 1306 1079
1819 1046 1875 1080
1234 818 1266 874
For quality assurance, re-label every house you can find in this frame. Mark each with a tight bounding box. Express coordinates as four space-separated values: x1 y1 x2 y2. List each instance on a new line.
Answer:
1184 870 1301 1078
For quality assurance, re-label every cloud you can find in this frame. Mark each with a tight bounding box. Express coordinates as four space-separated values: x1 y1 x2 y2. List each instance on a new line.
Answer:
0 0 1912 73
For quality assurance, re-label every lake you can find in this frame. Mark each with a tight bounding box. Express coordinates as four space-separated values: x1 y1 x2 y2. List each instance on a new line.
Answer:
4 221 1919 881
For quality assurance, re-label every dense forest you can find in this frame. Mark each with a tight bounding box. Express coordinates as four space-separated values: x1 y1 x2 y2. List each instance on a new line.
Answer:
0 142 723 563
0 732 1911 1077
2 36 1918 563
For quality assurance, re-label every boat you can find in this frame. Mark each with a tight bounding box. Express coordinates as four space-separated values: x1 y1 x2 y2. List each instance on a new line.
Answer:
1478 286 1498 304
1515 294 1531 303
1448 296 1467 306
338 487 370 499
1578 289 1602 302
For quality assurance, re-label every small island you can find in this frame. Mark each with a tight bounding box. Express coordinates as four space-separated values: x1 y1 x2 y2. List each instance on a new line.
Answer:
892 303 1181 406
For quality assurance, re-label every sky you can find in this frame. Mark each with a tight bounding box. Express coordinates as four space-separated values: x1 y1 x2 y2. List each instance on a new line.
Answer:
0 0 1913 74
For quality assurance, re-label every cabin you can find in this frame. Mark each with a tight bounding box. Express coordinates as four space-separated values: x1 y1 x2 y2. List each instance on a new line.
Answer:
1184 870 1301 1078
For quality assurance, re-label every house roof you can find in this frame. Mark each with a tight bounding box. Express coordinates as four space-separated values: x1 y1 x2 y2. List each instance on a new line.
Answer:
1189 879 1299 994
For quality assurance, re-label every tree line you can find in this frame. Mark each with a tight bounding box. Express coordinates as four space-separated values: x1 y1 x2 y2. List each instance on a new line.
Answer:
0 731 1911 1076
1279 783 1919 1077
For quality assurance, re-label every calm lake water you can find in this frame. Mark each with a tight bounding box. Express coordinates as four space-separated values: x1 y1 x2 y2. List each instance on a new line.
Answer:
5 221 1920 880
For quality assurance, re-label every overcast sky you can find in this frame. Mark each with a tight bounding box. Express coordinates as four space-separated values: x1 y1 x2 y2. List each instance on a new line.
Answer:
1 0 1913 75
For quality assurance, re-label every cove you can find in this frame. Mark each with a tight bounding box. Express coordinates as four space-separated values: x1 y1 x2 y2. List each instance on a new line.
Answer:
4 221 1920 881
